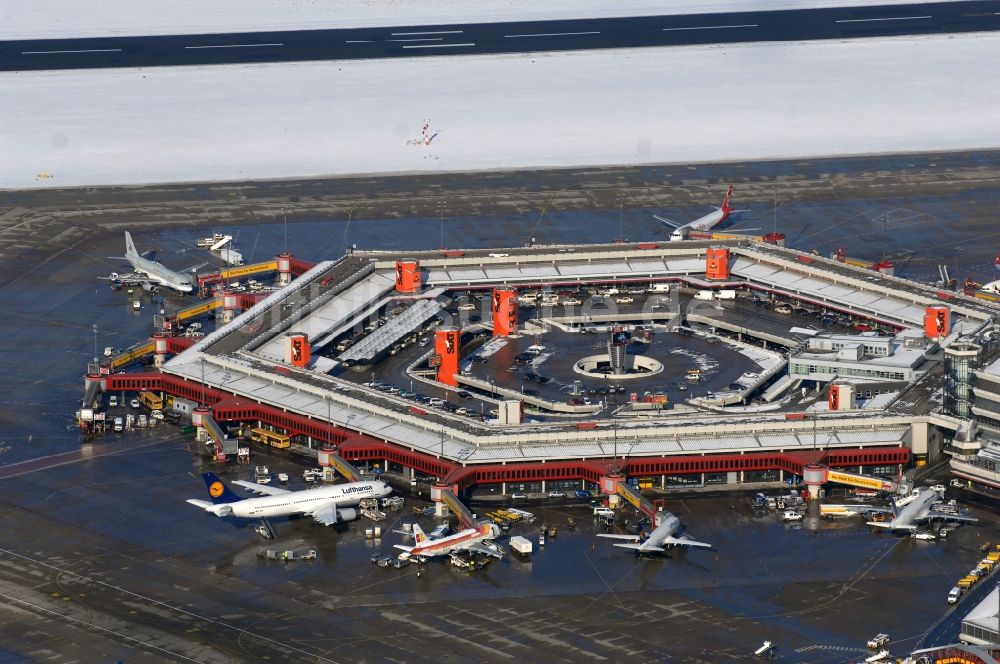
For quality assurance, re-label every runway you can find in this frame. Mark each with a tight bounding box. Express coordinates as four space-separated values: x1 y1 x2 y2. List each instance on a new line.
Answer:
3 0 1000 71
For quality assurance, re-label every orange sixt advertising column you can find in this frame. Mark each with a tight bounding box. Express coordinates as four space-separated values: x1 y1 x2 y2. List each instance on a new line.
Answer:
434 328 461 386
395 259 421 293
284 332 311 367
492 288 518 336
924 305 950 339
705 247 730 280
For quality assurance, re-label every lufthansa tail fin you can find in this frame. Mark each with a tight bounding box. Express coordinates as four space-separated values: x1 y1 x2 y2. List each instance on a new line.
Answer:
125 231 139 259
201 472 242 505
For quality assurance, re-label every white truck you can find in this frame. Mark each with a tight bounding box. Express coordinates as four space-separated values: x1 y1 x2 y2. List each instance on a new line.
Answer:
648 283 671 294
509 536 533 555
694 290 715 301
716 289 737 300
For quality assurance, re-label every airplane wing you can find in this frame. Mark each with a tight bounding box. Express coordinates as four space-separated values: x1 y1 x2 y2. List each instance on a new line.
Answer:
231 480 291 497
186 498 233 516
183 260 210 273
309 502 339 526
465 542 504 558
867 520 918 530
823 504 892 515
662 535 712 549
653 214 681 229
919 511 978 524
596 533 642 542
613 542 665 553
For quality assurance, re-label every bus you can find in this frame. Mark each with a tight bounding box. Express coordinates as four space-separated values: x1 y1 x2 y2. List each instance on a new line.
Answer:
139 391 163 411
248 427 291 449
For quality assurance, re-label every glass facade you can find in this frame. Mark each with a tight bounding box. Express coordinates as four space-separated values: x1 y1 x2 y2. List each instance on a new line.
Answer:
944 344 980 417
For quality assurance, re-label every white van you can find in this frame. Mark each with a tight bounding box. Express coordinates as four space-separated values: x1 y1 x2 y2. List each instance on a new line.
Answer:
948 587 962 604
108 395 119 407
593 507 615 518
113 417 124 432
648 284 671 294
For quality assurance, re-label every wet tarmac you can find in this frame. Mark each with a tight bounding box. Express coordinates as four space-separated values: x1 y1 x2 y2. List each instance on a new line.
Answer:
4 151 1000 660
1 435 998 663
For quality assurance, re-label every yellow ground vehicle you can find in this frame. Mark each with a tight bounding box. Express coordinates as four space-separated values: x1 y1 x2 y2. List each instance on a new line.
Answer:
248 427 291 449
139 391 163 411
958 576 978 589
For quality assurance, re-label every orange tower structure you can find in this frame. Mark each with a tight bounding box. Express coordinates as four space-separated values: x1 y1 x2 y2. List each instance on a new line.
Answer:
284 332 311 368
434 328 461 387
395 259 421 293
705 247 730 280
924 305 950 339
492 288 518 336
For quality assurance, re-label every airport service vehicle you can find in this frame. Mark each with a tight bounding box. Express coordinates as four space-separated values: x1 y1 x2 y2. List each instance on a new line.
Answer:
103 232 206 293
108 395 119 407
866 650 890 663
139 391 163 411
593 507 615 518
187 472 391 526
277 473 289 484
782 510 803 522
136 414 148 428
694 290 715 301
598 511 712 554
104 346 115 357
716 290 737 300
655 185 735 242
509 536 533 555
113 417 124 432
867 633 890 649
395 522 503 559
150 409 164 421
948 587 962 604
951 478 964 488
648 283 671 294
912 531 936 540
129 398 140 409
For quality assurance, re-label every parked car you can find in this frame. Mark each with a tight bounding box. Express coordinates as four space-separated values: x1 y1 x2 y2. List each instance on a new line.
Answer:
575 489 593 499
774 304 793 314
615 296 634 304
511 492 528 500
547 491 566 498
108 395 119 407
129 398 140 409
457 303 476 311
561 298 582 306
853 323 874 332
457 390 473 399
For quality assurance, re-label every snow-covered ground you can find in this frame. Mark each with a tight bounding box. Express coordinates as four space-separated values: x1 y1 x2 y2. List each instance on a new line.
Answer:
4 32 998 190
2 0 962 39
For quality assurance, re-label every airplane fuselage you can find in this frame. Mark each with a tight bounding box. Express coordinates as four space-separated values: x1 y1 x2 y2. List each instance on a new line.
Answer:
128 254 195 292
234 480 390 520
669 209 729 242
400 526 495 558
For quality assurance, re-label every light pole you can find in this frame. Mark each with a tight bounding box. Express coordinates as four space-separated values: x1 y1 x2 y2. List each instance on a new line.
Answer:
92 323 98 365
616 193 625 242
438 201 446 249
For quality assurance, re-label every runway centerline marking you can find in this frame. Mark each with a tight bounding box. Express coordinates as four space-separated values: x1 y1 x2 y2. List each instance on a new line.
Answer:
391 30 463 36
835 15 931 23
661 24 758 32
184 43 284 49
505 31 601 38
22 48 122 54
401 43 476 49
387 38 444 42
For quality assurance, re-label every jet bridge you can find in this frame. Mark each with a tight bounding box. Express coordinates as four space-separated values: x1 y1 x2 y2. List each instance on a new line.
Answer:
616 482 661 524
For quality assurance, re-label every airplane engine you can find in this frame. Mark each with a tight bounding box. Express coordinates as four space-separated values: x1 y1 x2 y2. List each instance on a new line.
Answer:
337 508 358 522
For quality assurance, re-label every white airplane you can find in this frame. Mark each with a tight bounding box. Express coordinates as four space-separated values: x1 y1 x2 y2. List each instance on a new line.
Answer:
866 487 977 531
187 472 392 525
395 522 502 559
598 512 711 554
655 185 736 242
104 232 204 293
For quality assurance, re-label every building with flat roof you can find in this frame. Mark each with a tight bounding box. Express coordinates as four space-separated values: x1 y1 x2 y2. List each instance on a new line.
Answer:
789 330 931 383
962 586 1000 647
